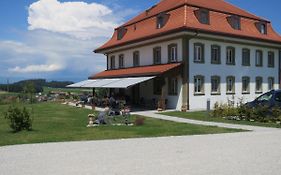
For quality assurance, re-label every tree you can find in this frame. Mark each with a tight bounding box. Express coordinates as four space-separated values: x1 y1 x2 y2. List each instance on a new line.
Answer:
23 82 36 103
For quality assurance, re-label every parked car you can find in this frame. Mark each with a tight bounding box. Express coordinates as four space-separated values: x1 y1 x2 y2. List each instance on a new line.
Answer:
245 90 281 108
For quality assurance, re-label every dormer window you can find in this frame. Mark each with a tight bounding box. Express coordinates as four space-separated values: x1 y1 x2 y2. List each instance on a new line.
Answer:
227 15 241 30
117 27 127 40
156 13 169 29
157 16 164 29
195 9 210 24
255 22 267 34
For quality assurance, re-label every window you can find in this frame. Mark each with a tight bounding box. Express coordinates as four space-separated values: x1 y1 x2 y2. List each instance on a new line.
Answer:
133 51 140 67
200 10 209 24
268 77 274 90
153 47 161 64
226 47 235 65
256 22 267 34
118 54 124 68
211 76 220 94
211 45 221 64
268 51 275 68
168 77 178 95
157 16 164 29
168 44 178 62
242 48 250 66
156 13 169 29
256 50 263 67
257 92 273 102
195 9 210 24
256 77 263 94
228 15 241 30
110 56 115 69
194 43 204 63
194 75 204 95
226 76 235 94
117 27 127 40
260 24 266 34
242 76 250 94
153 78 163 95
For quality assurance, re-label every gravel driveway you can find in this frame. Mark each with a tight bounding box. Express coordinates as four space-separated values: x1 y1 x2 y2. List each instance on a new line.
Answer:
1 130 281 175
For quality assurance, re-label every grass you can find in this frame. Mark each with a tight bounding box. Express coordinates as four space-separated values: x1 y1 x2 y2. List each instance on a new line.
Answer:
0 103 243 146
0 91 7 94
161 111 281 128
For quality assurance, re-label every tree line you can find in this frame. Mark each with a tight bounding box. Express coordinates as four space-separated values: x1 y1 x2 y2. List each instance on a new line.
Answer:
0 79 73 93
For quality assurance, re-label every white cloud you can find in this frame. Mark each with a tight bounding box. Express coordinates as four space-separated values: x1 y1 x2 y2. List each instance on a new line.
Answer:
28 0 121 39
0 0 137 81
9 64 63 73
0 30 107 77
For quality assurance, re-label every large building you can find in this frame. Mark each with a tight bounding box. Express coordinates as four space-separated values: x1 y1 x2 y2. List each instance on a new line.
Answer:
89 0 281 111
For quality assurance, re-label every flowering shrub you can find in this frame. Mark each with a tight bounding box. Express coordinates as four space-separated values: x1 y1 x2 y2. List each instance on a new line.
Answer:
212 100 281 124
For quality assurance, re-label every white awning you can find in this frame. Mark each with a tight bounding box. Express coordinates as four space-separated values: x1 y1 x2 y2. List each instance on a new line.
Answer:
67 76 155 89
67 80 96 88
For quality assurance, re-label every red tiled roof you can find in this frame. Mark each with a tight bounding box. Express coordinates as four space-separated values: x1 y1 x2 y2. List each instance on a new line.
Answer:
95 0 281 52
89 63 182 79
123 0 264 27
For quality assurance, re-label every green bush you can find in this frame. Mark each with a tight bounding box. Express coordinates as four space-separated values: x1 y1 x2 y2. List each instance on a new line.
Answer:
212 100 281 124
3 106 33 132
211 102 238 118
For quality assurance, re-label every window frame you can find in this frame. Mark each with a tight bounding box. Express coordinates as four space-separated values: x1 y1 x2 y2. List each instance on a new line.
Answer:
255 50 263 67
255 76 263 94
153 47 162 65
118 54 124 68
226 46 235 65
211 76 221 95
268 77 274 90
156 13 170 29
228 15 241 30
242 76 250 94
194 75 205 95
195 8 210 25
117 27 127 40
168 77 178 95
256 22 267 35
133 51 140 67
211 45 221 64
168 44 178 63
110 56 116 70
194 43 205 63
268 51 275 68
226 76 235 94
242 48 251 66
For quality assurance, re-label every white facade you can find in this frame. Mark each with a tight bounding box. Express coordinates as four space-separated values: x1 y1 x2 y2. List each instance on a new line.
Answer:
189 38 279 110
105 35 280 111
108 39 183 69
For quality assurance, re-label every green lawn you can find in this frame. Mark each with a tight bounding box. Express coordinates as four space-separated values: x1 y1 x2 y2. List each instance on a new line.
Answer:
161 111 281 128
0 103 243 146
0 91 6 94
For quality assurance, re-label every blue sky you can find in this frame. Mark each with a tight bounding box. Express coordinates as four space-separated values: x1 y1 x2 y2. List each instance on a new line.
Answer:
0 0 280 83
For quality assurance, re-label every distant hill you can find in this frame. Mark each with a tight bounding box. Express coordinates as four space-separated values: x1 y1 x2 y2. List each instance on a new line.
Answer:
0 79 74 93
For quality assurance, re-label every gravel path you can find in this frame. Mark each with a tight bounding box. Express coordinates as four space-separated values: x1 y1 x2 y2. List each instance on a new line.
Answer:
1 131 281 175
